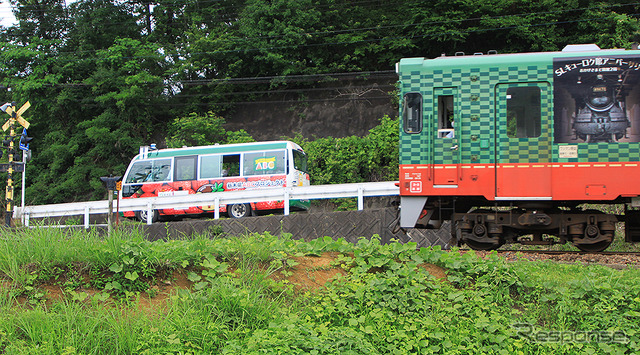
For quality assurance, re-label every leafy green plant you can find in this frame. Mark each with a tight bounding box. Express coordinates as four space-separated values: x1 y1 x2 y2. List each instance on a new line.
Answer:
102 241 158 298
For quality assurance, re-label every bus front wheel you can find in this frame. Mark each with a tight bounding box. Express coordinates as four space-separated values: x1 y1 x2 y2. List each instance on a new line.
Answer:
228 203 251 218
136 209 159 224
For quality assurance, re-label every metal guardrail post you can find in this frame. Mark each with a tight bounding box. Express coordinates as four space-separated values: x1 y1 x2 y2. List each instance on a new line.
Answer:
146 202 153 225
284 190 290 216
24 212 29 227
214 197 220 219
84 206 90 229
358 187 364 210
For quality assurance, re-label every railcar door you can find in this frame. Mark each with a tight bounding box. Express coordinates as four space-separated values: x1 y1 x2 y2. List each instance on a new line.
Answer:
495 83 552 198
432 87 460 186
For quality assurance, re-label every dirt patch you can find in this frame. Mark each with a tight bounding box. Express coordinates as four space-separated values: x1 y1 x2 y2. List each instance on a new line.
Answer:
277 252 348 293
3 268 195 311
136 269 193 312
0 254 449 309
274 253 449 293
418 263 448 280
41 284 65 303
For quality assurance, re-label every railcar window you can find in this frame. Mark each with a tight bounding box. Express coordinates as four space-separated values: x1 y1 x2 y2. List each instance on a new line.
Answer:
200 155 223 179
506 87 541 138
403 93 422 133
438 95 455 138
243 151 286 176
125 159 171 183
174 156 197 181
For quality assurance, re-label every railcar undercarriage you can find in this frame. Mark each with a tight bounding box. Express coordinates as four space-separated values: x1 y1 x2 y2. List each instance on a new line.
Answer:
406 197 640 252
453 208 618 252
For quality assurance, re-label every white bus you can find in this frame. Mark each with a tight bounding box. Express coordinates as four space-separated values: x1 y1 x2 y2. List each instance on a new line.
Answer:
121 141 310 222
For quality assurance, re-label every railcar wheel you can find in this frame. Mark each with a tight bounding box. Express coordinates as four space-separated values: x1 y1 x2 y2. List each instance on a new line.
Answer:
574 240 612 252
136 209 159 223
228 203 251 218
464 238 504 251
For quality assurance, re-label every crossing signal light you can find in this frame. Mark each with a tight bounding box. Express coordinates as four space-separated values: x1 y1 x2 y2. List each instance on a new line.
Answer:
19 128 32 150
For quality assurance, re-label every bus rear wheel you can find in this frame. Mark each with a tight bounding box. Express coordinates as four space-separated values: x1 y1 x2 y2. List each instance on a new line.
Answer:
228 203 251 218
136 209 159 224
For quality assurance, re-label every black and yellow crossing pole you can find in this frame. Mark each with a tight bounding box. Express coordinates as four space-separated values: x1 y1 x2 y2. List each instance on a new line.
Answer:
1 101 30 227
5 106 15 227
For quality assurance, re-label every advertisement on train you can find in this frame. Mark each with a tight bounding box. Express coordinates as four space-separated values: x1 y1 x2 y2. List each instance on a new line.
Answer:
553 55 640 143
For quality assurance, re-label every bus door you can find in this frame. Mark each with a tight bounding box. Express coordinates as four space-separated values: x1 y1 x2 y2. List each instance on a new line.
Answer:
495 83 552 198
432 87 459 186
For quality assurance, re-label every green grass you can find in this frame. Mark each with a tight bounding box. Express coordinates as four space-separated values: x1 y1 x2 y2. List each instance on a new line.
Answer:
0 229 639 354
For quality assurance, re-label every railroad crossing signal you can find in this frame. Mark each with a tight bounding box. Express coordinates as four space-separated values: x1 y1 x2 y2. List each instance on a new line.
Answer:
2 101 30 131
0 101 32 227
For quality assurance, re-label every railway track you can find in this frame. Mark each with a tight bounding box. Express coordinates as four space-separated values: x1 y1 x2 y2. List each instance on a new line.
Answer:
495 249 640 256
457 249 640 268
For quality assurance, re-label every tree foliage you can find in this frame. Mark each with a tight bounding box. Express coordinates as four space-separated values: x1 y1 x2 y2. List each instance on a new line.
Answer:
293 115 399 185
0 0 638 203
166 111 254 148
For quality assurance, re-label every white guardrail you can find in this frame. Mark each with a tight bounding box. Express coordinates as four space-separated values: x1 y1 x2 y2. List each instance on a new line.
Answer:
13 181 399 228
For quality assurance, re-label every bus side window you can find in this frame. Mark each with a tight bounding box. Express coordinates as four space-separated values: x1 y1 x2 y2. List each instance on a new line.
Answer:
243 151 286 176
174 156 197 181
200 155 222 179
222 154 240 177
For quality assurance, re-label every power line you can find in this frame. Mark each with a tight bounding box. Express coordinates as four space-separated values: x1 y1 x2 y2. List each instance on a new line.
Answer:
61 95 397 109
47 69 396 86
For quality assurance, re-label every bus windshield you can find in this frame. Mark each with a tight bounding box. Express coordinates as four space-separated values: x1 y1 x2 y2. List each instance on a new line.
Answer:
293 150 308 173
125 159 171 183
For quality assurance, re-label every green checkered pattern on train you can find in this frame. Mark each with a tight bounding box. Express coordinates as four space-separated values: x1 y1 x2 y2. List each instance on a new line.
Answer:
461 68 494 164
400 136 428 165
400 63 558 164
399 70 428 165
555 142 640 162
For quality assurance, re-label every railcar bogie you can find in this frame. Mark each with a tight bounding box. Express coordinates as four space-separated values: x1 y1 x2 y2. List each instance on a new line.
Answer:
451 207 617 252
